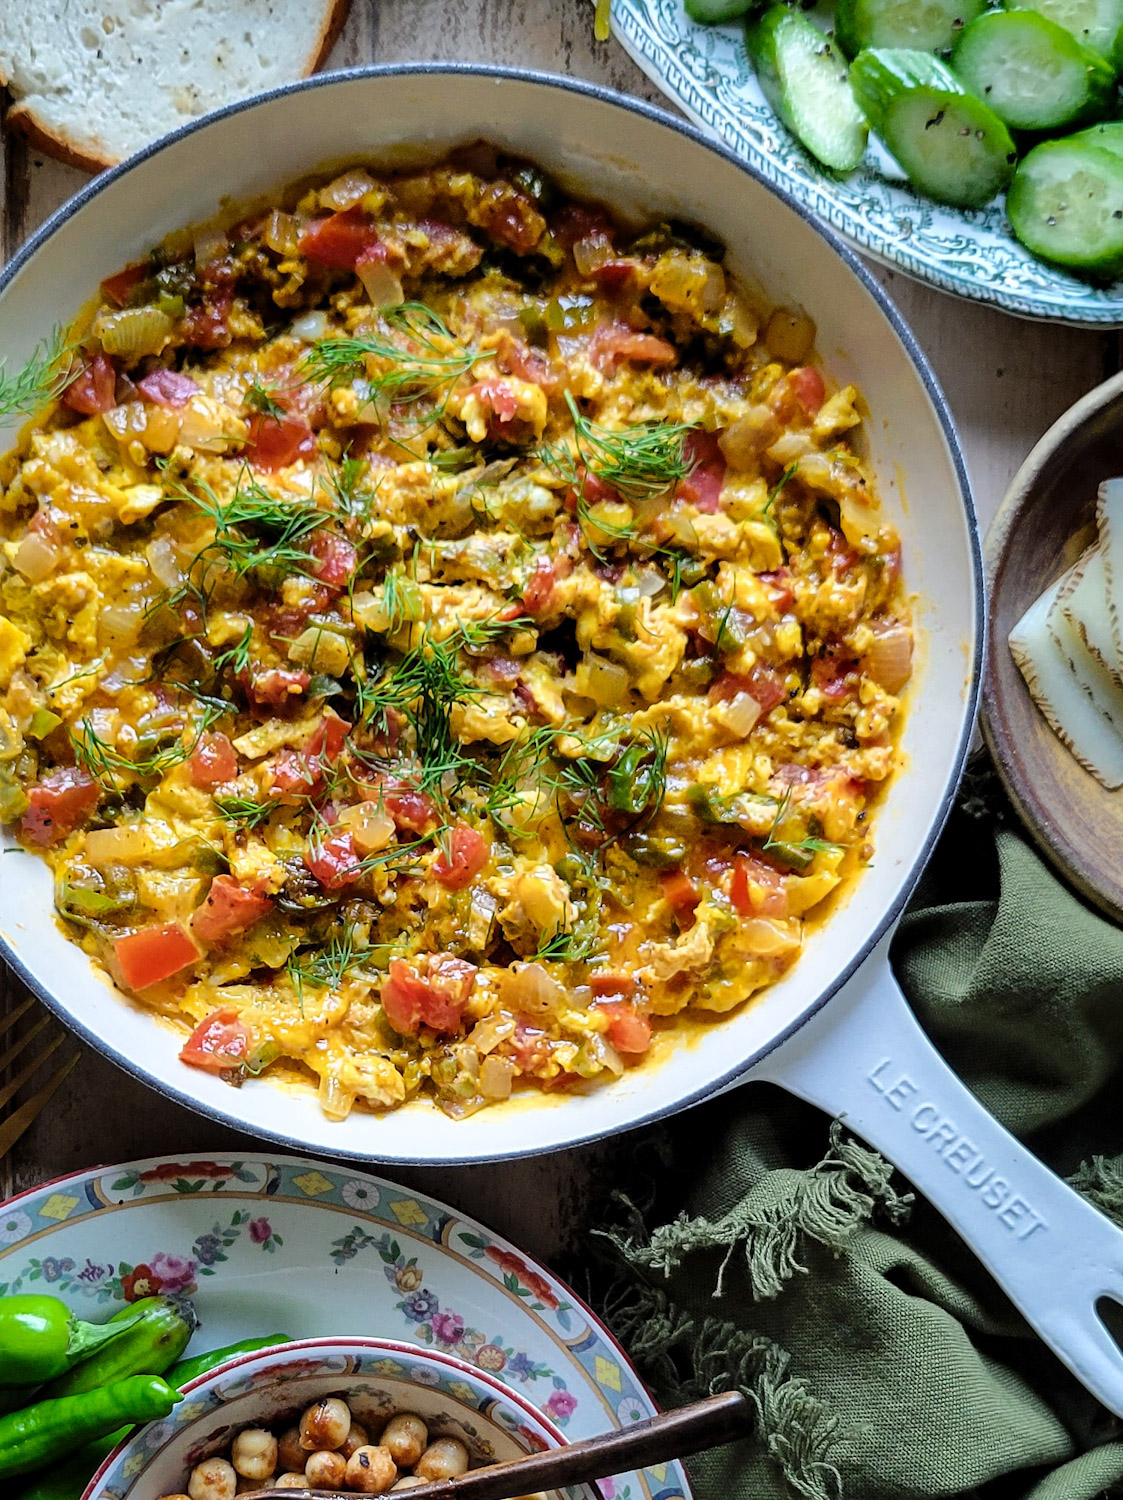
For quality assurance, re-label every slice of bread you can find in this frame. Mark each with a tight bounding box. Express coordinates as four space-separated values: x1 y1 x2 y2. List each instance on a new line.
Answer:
0 0 351 173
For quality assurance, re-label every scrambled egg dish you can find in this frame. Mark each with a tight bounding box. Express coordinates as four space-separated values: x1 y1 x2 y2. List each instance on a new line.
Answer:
0 150 911 1120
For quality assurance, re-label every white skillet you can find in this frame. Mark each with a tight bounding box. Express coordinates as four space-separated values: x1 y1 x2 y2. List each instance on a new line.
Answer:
0 66 1121 1412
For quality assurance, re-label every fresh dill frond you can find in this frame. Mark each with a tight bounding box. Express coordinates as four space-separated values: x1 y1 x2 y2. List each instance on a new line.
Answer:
287 922 370 1004
243 380 287 422
550 392 696 505
761 461 798 534
0 329 75 420
46 653 108 698
760 786 842 863
484 724 562 837
211 623 254 680
535 924 596 963
300 303 482 412
70 707 215 785
321 454 371 521
215 794 275 831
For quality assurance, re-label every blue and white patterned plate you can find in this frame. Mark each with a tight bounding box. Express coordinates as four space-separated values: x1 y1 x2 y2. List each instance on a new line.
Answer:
0 1154 688 1500
606 0 1123 325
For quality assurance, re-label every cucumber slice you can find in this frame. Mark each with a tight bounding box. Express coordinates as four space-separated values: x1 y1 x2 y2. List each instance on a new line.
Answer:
1072 121 1123 159
850 49 1017 207
685 0 753 22
835 0 985 59
1007 138 1123 274
952 11 1115 131
747 7 869 171
1004 0 1123 63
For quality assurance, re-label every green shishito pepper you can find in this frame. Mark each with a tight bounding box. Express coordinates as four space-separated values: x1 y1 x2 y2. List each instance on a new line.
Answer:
42 1296 195 1399
0 1375 181 1479
15 1336 289 1500
0 1296 144 1387
606 742 659 816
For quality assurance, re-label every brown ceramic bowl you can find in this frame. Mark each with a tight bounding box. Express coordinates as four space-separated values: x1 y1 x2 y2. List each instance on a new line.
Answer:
982 371 1123 921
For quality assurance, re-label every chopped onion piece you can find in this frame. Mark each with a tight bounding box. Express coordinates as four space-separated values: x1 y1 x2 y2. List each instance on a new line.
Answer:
146 536 185 589
320 168 377 210
264 210 300 257
863 621 912 694
765 307 816 363
1009 576 1123 789
357 256 404 309
577 653 629 707
572 235 614 276
99 603 145 648
712 691 761 739
739 917 803 958
498 961 563 1015
290 311 331 344
193 224 229 267
95 306 173 359
479 1054 515 1100
85 824 156 866
338 801 396 855
13 531 59 583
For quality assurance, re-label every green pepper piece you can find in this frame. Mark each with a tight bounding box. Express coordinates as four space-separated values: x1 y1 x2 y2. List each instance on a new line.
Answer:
0 1297 146 1388
687 783 730 824
756 839 815 873
0 1374 182 1479
155 293 185 319
0 765 29 823
166 1335 291 1389
621 831 688 869
517 306 548 347
607 744 656 815
26 710 62 742
42 1296 195 1400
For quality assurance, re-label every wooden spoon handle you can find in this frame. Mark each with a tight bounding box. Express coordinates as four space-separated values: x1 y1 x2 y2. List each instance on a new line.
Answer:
255 1390 752 1500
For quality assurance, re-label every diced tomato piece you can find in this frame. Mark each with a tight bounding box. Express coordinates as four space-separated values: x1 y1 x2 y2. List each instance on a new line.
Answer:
589 973 636 999
270 749 320 799
597 1000 652 1056
100 261 148 307
191 875 273 944
522 556 558 616
589 322 677 374
758 567 795 612
470 378 521 425
431 824 489 890
497 334 554 390
245 412 316 472
305 829 363 890
307 528 357 586
62 354 117 416
382 786 439 836
382 955 477 1035
789 366 826 415
812 649 861 703
306 709 351 764
591 259 639 294
137 368 198 408
181 289 233 350
660 869 700 921
678 429 726 513
731 855 789 919
551 203 616 251
179 1005 251 1072
826 527 860 578
21 768 99 845
710 666 785 716
246 668 310 709
299 208 381 270
187 731 237 788
116 922 199 991
508 1017 550 1071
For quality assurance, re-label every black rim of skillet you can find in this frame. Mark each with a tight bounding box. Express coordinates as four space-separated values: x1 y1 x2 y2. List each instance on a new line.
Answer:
0 62 984 1166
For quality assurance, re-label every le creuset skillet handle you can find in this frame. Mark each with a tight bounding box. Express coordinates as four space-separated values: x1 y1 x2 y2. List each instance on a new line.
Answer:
751 935 1123 1416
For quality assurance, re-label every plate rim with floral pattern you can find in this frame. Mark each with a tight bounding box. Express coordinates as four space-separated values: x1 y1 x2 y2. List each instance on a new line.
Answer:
606 0 1123 325
0 1153 689 1500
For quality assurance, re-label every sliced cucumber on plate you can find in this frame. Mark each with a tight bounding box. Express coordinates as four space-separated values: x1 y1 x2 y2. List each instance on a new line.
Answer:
1007 137 1123 274
746 7 869 172
850 49 1017 207
835 0 985 60
952 11 1116 132
1003 0 1123 62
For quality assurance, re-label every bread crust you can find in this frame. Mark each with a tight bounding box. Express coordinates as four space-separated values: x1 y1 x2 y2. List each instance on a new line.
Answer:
3 0 353 174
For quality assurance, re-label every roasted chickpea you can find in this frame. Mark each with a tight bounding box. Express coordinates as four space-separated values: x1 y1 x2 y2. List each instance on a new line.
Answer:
300 1395 352 1451
341 1420 370 1460
235 1481 273 1496
381 1413 428 1468
272 1478 310 1491
415 1437 470 1481
277 1428 305 1473
188 1457 237 1500
305 1449 348 1487
156 1495 193 1500
232 1429 279 1481
391 1479 427 1491
345 1444 398 1494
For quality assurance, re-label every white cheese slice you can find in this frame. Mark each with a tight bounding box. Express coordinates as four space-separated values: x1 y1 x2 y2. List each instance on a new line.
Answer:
1060 546 1123 683
1096 478 1123 664
1009 574 1123 790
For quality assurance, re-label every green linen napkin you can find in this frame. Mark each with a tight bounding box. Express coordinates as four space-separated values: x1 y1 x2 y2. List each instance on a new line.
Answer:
583 763 1123 1500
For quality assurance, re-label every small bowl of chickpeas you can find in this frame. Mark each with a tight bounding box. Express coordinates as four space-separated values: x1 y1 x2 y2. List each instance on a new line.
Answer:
83 1338 594 1500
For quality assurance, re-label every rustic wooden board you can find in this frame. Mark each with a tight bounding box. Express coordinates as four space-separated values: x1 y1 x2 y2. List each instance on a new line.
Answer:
0 0 1119 1260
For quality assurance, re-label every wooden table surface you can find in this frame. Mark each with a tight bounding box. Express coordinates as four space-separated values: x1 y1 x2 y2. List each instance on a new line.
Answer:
1 0 1120 1266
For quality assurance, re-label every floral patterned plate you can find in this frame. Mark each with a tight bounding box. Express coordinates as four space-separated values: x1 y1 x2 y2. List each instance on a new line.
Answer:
0 1154 688 1500
605 0 1123 324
